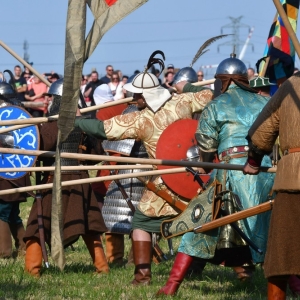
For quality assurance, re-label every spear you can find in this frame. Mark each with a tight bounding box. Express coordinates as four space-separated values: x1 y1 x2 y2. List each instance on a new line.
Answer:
0 165 153 173
0 167 188 196
0 80 214 132
0 147 277 173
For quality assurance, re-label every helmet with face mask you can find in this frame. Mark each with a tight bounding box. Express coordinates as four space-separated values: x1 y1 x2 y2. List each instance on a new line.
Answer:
45 78 63 116
123 50 171 112
45 78 87 116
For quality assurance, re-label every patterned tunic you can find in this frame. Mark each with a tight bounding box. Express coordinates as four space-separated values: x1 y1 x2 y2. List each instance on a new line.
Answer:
104 90 213 217
76 90 213 217
178 85 275 263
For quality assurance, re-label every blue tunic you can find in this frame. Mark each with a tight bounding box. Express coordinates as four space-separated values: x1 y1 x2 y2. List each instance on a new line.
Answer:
178 85 275 263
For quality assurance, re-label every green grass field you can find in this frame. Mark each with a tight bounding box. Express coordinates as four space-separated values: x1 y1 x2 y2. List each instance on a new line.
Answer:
0 196 295 300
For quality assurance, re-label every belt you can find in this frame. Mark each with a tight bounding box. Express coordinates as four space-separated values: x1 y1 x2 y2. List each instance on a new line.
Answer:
219 145 249 161
283 147 300 155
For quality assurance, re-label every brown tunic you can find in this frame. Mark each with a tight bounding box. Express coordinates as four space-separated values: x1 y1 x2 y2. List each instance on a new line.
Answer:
0 175 30 203
248 73 300 278
24 122 107 247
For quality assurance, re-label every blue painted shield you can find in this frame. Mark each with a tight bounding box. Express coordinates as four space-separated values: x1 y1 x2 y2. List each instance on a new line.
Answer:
0 106 39 180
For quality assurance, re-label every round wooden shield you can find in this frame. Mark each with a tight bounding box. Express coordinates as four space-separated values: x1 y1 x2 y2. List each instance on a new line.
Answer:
0 105 39 180
156 119 210 200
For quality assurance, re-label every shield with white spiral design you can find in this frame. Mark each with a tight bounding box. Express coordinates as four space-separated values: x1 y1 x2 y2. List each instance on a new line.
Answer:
0 106 39 179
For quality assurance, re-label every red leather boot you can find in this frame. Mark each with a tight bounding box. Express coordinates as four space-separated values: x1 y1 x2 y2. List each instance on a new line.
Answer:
156 252 194 296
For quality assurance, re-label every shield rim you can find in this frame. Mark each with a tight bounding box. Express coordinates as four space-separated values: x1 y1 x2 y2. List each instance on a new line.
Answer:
156 119 210 199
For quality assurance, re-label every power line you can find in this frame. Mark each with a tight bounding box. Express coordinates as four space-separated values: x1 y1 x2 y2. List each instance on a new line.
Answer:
218 16 254 56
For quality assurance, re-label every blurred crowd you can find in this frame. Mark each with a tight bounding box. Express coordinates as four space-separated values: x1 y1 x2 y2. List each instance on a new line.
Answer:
0 63 264 118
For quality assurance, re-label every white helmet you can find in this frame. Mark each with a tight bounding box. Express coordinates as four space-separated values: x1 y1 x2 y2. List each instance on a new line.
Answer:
124 72 160 94
123 51 171 112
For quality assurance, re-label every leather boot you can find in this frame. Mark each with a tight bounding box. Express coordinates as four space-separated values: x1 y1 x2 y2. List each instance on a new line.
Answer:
268 277 287 300
0 219 12 258
82 234 109 274
288 275 300 297
131 241 152 285
9 223 26 256
233 265 255 281
156 252 194 296
25 239 42 277
105 233 124 266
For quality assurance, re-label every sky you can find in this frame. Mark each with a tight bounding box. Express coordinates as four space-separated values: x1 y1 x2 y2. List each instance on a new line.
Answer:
1 0 300 80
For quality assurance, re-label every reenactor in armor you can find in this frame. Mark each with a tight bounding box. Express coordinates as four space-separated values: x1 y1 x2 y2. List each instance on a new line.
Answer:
74 51 213 285
23 79 109 277
0 74 30 259
157 54 275 296
92 104 150 266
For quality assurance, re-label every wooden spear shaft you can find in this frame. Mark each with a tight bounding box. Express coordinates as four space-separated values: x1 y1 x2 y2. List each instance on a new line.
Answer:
192 78 215 86
0 164 153 173
0 80 213 129
0 147 277 173
0 96 133 128
0 40 51 87
0 167 187 196
194 200 274 233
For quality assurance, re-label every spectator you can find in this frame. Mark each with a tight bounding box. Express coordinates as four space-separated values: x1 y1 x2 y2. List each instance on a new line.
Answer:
197 70 205 81
115 69 123 81
83 71 103 105
167 64 175 73
80 75 87 96
122 75 129 85
9 65 27 102
23 73 32 85
93 84 114 105
108 71 125 100
25 75 48 117
49 73 60 83
161 71 174 89
21 66 32 79
100 65 114 84
247 67 256 80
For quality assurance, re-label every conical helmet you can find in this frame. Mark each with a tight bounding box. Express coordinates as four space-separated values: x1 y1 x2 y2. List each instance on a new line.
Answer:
46 78 63 96
0 82 16 98
215 53 247 77
172 67 198 85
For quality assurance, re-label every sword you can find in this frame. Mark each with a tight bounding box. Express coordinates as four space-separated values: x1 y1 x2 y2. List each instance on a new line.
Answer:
186 167 263 254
